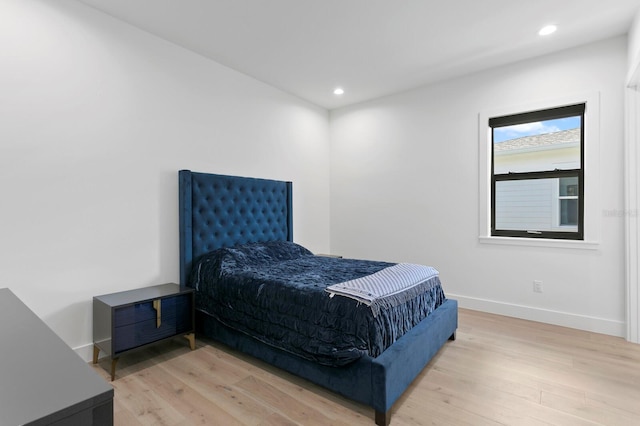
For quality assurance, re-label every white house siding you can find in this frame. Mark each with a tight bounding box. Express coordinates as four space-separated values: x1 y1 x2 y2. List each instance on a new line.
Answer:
495 179 554 231
494 145 580 174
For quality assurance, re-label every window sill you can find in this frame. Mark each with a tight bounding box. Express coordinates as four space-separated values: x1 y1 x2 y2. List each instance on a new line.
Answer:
479 236 599 250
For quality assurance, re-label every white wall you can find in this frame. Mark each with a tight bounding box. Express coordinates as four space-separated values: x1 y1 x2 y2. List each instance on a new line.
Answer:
628 7 640 82
330 36 627 336
625 8 640 342
0 0 330 360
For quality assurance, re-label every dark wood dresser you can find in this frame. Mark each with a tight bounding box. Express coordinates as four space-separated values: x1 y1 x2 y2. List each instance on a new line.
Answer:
0 288 113 425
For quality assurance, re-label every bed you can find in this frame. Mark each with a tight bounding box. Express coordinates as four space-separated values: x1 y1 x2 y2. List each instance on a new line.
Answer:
178 170 458 425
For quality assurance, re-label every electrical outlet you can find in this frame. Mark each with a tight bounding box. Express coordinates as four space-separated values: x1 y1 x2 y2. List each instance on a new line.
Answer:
533 280 543 293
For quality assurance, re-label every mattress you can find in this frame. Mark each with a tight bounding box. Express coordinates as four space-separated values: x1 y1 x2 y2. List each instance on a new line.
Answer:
189 241 446 367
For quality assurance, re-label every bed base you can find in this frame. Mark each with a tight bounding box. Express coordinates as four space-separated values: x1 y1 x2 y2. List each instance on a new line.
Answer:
196 298 458 425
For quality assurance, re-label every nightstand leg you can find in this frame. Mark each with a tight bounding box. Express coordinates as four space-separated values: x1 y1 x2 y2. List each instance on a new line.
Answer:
184 333 195 350
92 345 100 364
110 358 119 381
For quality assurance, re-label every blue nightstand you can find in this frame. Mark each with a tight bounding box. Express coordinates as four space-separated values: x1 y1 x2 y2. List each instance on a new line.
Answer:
93 283 195 380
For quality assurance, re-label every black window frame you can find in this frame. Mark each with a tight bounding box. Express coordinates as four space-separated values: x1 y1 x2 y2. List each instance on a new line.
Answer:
490 103 585 240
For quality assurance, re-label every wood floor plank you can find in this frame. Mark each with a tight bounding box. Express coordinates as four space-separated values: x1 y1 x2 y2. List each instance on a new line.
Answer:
147 363 246 425
156 356 277 425
198 343 373 424
235 375 353 426
541 390 638 426
256 412 298 426
113 373 187 425
89 308 640 425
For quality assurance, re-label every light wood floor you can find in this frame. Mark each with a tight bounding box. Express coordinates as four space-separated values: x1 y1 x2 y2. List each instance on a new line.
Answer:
90 309 640 425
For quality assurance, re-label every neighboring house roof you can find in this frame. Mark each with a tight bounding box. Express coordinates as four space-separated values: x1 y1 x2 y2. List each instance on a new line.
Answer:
495 128 580 153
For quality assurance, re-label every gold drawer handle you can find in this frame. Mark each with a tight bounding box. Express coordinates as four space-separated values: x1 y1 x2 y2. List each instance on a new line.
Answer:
152 299 161 328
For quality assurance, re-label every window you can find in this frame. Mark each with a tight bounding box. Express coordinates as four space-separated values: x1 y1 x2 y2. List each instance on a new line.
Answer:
490 104 585 240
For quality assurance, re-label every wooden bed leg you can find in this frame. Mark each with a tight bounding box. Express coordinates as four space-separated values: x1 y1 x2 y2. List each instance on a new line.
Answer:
375 410 390 426
92 345 100 364
110 357 119 381
449 331 456 341
184 333 196 350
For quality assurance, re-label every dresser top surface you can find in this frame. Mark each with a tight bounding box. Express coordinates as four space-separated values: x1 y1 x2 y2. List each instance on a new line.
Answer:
94 283 193 307
0 288 113 425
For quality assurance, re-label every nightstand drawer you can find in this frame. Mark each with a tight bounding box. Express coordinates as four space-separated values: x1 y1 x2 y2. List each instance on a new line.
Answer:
113 294 190 353
113 318 176 353
114 297 178 327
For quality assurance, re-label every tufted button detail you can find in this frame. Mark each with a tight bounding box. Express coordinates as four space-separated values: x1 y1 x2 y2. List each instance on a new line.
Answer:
189 174 289 259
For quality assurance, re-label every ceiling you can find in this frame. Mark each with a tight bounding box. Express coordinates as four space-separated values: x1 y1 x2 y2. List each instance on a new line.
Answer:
78 0 640 110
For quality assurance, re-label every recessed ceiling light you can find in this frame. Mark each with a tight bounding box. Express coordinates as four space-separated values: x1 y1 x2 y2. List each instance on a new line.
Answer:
539 25 557 36
333 87 345 95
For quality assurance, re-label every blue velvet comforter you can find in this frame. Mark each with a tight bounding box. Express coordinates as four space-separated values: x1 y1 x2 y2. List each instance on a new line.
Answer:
189 241 446 367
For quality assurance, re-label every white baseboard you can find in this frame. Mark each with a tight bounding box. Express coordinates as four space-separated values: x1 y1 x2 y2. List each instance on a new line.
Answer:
74 342 97 363
448 293 626 338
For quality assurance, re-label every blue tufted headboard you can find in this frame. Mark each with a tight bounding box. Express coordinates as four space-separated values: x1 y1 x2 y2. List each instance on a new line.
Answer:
179 170 293 286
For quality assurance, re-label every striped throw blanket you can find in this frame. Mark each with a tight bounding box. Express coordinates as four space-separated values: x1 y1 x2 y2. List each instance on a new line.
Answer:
326 263 439 317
